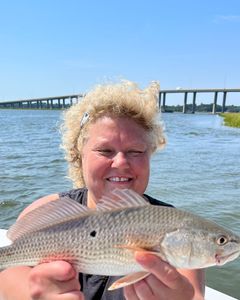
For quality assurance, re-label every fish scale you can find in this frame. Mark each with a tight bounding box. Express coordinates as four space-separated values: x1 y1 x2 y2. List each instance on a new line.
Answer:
0 189 240 290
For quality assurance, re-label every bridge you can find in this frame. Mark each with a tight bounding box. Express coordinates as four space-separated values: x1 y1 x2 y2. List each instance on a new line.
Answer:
159 88 240 113
0 88 239 113
0 94 83 110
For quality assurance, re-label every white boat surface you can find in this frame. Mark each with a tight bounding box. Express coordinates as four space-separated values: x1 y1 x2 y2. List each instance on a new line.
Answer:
0 229 237 299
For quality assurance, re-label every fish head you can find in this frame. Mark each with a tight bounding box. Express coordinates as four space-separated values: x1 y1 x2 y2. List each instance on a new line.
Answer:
160 226 240 269
211 230 240 266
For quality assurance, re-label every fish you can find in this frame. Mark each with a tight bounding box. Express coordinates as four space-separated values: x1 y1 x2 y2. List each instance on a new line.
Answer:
0 189 239 290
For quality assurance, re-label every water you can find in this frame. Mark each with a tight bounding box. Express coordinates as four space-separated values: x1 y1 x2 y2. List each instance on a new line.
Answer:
0 109 239 298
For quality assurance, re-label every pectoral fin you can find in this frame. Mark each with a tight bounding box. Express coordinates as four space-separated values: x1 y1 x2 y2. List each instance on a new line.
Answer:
108 271 150 290
114 244 147 252
114 244 163 257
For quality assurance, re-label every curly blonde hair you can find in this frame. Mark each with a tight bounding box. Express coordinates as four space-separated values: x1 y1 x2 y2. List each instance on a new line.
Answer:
61 80 166 187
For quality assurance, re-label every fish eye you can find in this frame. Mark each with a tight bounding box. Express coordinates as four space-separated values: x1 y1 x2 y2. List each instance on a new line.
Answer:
216 235 228 246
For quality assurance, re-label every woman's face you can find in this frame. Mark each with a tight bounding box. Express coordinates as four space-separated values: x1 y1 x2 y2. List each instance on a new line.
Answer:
81 116 151 207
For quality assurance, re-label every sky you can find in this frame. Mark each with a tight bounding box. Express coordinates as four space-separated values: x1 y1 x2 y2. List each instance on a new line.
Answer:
0 0 240 105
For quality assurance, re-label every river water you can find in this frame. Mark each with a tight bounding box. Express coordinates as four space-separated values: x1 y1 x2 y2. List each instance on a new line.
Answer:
0 109 239 298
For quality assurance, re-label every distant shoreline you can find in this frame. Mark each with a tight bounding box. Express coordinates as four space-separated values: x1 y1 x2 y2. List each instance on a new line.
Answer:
162 103 240 113
0 103 239 113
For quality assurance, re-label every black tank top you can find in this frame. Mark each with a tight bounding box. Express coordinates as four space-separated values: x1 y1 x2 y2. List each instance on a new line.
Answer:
59 188 173 300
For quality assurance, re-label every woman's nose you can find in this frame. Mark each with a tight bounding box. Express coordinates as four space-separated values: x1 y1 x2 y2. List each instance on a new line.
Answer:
111 152 129 169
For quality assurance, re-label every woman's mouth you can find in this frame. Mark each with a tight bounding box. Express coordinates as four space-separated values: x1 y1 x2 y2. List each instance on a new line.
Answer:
107 177 132 182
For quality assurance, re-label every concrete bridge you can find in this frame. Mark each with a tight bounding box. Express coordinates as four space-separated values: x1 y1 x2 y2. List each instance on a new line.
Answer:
0 94 83 109
159 88 240 113
0 88 239 113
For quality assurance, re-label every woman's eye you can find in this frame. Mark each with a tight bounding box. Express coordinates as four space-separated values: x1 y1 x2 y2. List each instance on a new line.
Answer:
98 149 113 156
127 150 144 156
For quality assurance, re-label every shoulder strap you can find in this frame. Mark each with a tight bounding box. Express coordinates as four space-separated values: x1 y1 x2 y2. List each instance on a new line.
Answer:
59 188 88 205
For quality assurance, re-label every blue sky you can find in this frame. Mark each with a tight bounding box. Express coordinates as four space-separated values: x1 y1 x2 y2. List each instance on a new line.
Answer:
0 0 240 105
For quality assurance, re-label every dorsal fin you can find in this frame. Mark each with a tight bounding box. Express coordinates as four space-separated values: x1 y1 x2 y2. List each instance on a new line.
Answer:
97 189 149 212
7 197 91 241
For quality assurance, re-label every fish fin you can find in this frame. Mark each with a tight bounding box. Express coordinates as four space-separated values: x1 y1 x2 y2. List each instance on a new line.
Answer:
115 244 167 261
7 197 92 241
108 271 150 290
114 244 148 252
97 189 149 211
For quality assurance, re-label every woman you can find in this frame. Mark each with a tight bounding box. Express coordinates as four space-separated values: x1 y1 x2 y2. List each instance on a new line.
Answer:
0 80 204 299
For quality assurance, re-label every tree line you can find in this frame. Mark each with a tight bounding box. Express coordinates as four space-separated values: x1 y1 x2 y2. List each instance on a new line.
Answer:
163 103 240 113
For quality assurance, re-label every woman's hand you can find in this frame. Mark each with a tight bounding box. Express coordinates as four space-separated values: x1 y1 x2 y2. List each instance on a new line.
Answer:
124 252 203 300
29 261 84 300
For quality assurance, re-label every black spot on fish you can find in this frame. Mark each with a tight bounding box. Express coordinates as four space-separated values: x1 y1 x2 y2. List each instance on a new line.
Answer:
90 230 97 237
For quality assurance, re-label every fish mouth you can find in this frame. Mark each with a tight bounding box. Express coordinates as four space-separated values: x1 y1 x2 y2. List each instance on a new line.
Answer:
215 251 240 266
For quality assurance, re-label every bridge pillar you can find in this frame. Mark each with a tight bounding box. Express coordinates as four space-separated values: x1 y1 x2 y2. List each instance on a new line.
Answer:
162 92 166 112
222 92 227 112
212 92 218 114
158 92 162 111
192 92 196 113
183 92 188 113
